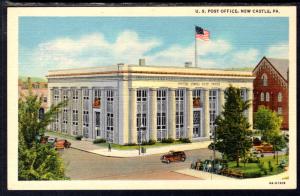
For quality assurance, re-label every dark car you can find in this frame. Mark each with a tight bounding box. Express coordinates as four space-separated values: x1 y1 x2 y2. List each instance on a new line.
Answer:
160 151 186 164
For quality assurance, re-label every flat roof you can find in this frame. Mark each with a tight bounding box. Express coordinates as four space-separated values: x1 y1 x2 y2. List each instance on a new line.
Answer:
47 64 254 79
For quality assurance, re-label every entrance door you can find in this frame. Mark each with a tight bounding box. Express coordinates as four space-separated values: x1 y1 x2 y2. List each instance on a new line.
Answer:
193 110 202 138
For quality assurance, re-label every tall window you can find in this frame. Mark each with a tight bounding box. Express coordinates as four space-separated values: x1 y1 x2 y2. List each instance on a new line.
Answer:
175 89 185 139
209 90 218 129
137 89 148 143
157 89 167 141
72 110 78 126
54 89 59 100
63 89 68 100
260 92 265 102
266 92 270 102
278 92 282 102
106 90 114 142
261 73 268 86
62 108 68 133
278 107 282 115
72 89 78 100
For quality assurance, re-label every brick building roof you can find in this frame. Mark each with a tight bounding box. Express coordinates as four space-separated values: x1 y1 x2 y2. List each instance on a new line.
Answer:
266 57 289 81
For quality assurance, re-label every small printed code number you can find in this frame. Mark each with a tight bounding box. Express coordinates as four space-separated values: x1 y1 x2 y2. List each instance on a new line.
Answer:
269 181 286 185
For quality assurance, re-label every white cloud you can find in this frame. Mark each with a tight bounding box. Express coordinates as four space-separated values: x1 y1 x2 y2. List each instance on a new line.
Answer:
266 42 288 59
20 30 264 76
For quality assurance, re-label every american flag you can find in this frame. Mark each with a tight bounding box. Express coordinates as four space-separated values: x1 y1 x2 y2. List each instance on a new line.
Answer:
195 26 210 41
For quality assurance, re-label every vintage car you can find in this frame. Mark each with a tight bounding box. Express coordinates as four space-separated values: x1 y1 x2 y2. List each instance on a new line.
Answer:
55 139 71 149
160 151 186 164
253 143 274 153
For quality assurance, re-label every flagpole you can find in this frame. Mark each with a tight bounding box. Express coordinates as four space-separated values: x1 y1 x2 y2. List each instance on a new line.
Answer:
195 27 198 68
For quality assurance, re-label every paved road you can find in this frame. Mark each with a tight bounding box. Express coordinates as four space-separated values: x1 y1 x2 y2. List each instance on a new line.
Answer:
60 148 219 180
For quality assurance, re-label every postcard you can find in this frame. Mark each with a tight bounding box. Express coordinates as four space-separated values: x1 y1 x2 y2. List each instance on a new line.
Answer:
7 6 296 190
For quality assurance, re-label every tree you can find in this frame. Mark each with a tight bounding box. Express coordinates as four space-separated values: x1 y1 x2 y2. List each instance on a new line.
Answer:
254 106 282 142
254 107 286 163
213 86 252 167
18 89 68 180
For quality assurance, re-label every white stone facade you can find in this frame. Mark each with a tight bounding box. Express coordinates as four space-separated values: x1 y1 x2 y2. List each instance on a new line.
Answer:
47 63 254 145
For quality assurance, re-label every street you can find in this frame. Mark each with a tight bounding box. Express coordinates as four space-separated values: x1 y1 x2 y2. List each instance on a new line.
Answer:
60 148 218 180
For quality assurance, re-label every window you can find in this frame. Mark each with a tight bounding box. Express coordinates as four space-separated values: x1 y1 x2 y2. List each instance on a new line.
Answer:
54 89 59 100
266 92 270 102
72 89 78 100
43 96 47 103
157 113 166 130
107 113 114 131
176 89 185 138
83 88 89 100
209 90 218 127
176 112 184 128
175 89 184 101
157 89 166 101
261 73 268 86
278 107 282 115
137 89 147 102
63 109 68 124
278 92 282 102
83 111 89 127
63 89 68 100
240 88 247 101
107 90 114 101
260 92 265 102
72 110 78 125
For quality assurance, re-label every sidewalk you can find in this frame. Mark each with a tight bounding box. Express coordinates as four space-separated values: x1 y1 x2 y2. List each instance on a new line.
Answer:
46 132 211 158
174 168 289 181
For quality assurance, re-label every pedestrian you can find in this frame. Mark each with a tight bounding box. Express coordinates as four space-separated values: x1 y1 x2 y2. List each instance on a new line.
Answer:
108 143 111 152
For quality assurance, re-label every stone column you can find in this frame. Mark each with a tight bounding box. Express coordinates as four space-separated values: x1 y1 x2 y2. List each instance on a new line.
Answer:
203 88 210 138
168 88 176 139
129 88 137 144
186 88 194 140
219 88 225 114
247 88 253 129
149 88 157 141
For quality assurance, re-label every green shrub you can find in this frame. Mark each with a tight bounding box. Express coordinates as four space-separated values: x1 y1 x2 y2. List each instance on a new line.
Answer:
179 138 192 143
124 143 137 146
75 135 83 140
93 138 106 144
161 138 175 143
142 139 156 145
243 171 262 178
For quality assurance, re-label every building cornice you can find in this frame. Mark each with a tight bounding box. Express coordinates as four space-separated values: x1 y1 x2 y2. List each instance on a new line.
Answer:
47 70 254 79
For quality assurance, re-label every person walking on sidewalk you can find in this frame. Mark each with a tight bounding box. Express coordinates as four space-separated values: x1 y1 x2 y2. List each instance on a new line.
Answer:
108 143 111 152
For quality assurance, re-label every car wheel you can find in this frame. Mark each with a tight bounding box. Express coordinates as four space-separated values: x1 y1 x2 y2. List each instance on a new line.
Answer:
167 159 170 164
181 157 186 162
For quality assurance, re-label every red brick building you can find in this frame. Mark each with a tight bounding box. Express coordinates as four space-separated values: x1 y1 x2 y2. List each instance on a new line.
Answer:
253 57 289 130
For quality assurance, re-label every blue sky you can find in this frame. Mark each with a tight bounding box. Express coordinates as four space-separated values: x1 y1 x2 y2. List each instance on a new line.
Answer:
19 17 288 77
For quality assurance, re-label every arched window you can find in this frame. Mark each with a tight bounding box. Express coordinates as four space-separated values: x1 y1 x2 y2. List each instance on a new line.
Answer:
266 92 270 102
260 92 264 102
261 73 268 86
278 92 282 102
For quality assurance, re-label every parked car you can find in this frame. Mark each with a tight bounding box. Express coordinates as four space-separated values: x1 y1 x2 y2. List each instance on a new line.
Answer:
253 143 274 153
47 137 57 147
55 139 71 149
160 151 186 164
252 137 262 146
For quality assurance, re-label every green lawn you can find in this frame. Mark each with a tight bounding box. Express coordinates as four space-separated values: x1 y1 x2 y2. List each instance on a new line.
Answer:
227 155 288 178
95 140 186 150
